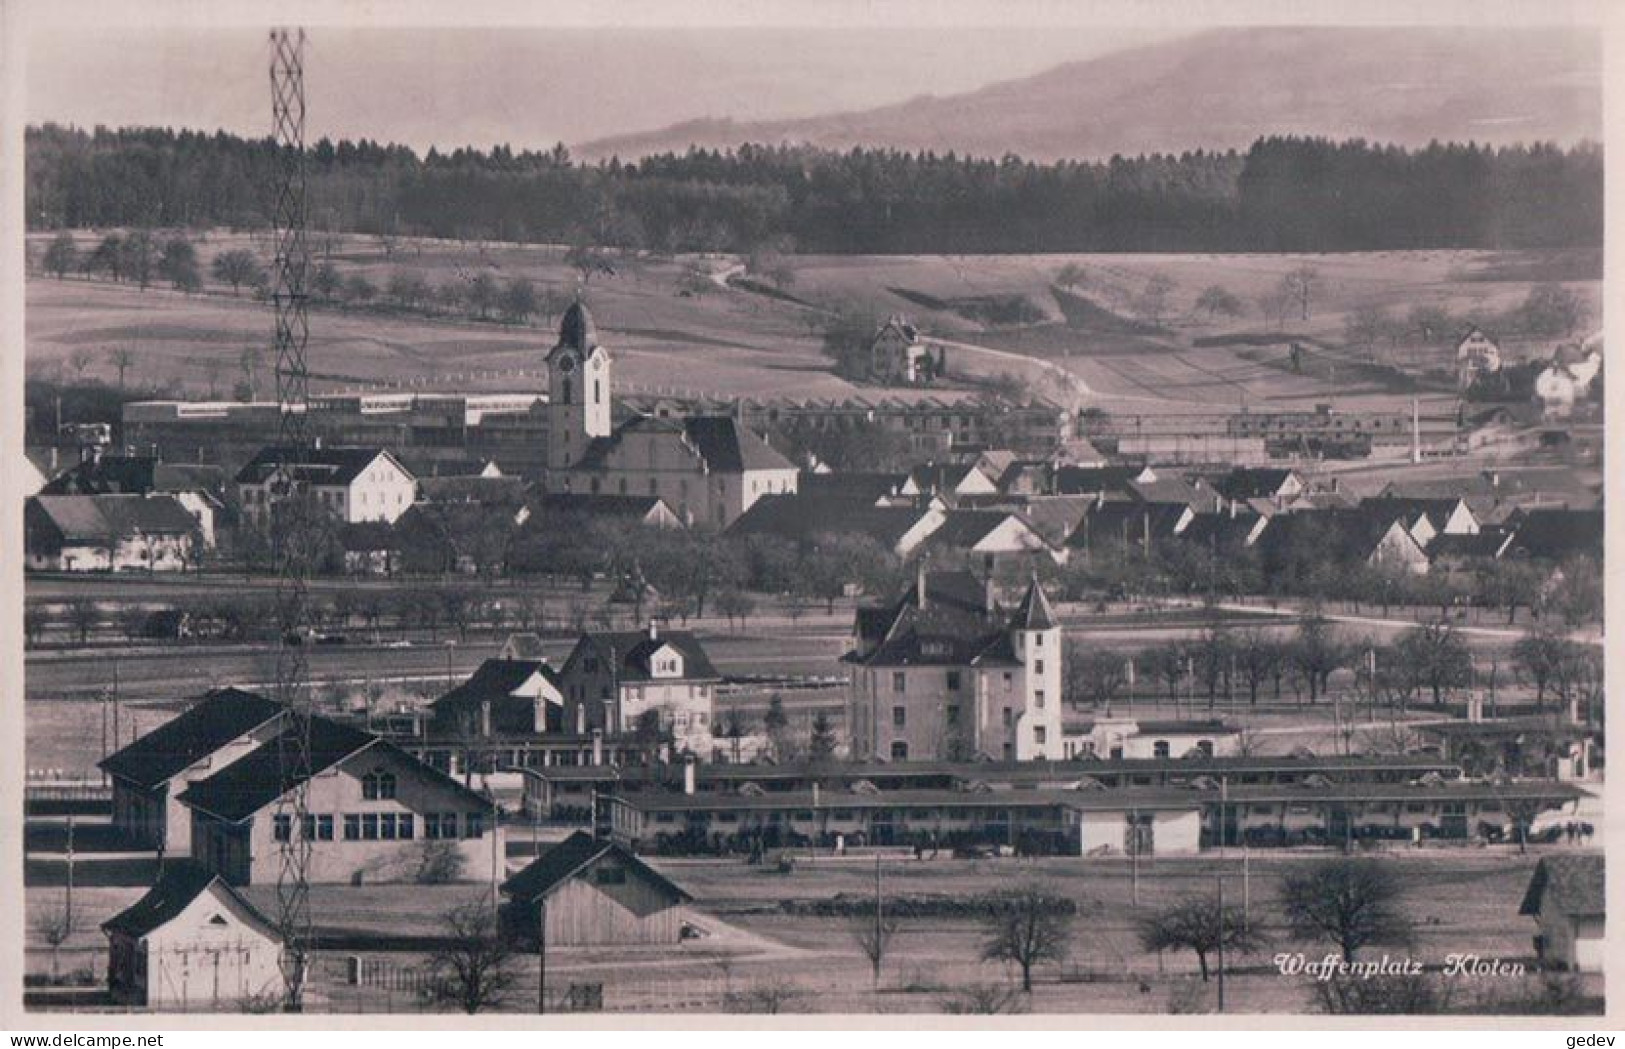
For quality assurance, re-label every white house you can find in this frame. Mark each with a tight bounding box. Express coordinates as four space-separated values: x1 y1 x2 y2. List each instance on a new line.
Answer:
870 314 935 385
1520 854 1604 973
102 862 284 1010
1061 717 1242 760
1534 346 1602 419
1456 327 1503 388
235 445 417 526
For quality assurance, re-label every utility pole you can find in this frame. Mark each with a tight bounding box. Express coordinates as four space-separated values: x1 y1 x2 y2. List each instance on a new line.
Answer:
874 851 884 989
1215 872 1225 1014
65 814 75 929
537 899 548 1015
1130 812 1140 907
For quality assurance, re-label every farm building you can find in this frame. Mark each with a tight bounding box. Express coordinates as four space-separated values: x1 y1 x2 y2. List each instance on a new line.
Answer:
1520 853 1604 973
177 715 501 886
1060 717 1241 760
102 862 283 1010
501 830 692 947
429 657 564 738
869 314 936 385
24 493 204 572
99 688 286 856
1455 327 1503 388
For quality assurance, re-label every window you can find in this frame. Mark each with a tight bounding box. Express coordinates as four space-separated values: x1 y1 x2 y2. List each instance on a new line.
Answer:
317 814 334 841
1152 741 1171 759
946 705 959 726
426 813 456 840
890 741 909 760
892 672 906 693
1003 673 1013 692
361 769 397 800
1034 726 1047 745
344 815 361 841
273 814 292 843
1034 690 1045 709
1002 707 1013 726
892 706 907 728
465 812 486 839
380 813 398 840
946 671 961 691
361 814 379 840
1035 660 1045 675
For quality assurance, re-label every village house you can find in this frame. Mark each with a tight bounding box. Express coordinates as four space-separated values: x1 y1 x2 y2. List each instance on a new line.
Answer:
1455 327 1503 388
1534 344 1602 418
554 625 721 756
102 862 283 1010
1520 853 1605 973
1358 496 1480 547
1211 466 1305 506
178 715 500 886
870 314 937 385
532 492 684 529
100 688 287 857
25 493 205 572
1256 508 1431 577
500 830 692 947
429 657 565 740
727 492 944 557
921 508 1064 573
235 445 417 527
846 570 1063 763
899 461 1000 502
40 453 226 546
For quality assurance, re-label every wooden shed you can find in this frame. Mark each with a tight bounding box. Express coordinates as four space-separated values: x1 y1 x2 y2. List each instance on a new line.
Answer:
102 861 283 1010
501 831 691 947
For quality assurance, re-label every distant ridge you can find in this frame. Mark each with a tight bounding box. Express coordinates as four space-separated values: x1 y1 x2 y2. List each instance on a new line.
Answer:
575 26 1600 163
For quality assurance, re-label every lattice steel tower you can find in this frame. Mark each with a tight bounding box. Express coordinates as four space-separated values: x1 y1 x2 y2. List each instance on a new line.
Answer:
268 25 315 1012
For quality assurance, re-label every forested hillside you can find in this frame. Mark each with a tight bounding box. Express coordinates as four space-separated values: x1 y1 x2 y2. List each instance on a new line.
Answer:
26 125 1601 254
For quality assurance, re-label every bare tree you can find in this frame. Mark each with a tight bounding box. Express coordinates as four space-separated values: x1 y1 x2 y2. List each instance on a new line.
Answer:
34 905 76 982
979 885 1072 992
1282 265 1322 321
107 348 135 392
1136 893 1264 983
1279 859 1414 962
851 911 900 992
428 900 517 1014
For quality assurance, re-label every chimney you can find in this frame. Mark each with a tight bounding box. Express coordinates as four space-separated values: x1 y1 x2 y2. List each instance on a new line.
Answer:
647 620 658 642
683 755 697 796
479 699 491 738
1465 692 1483 724
591 728 604 767
574 703 586 735
917 559 928 609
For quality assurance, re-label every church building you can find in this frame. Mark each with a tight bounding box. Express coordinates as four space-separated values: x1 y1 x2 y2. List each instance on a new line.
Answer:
542 301 798 527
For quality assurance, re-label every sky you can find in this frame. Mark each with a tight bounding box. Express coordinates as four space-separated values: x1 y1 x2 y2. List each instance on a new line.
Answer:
25 25 1187 154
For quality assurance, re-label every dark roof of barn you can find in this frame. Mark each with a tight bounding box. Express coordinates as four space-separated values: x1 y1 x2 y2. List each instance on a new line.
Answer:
501 831 690 904
798 472 908 505
1212 467 1299 501
234 445 398 486
417 475 527 505
535 493 673 520
575 630 720 682
727 493 929 549
432 659 559 713
101 861 280 941
99 689 284 789
29 494 200 544
1520 853 1604 919
41 456 227 497
1504 508 1604 560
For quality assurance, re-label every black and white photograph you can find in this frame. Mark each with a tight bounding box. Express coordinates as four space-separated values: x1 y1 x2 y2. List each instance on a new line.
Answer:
4 0 1612 1025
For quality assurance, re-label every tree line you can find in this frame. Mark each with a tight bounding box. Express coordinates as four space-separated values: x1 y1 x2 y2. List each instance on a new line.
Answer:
26 124 1601 253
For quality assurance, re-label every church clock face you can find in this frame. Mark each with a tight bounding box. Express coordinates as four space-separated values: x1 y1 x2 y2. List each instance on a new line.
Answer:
558 355 576 374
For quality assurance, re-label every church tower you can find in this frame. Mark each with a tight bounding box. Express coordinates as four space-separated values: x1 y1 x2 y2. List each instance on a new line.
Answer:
545 298 612 473
1008 577 1063 761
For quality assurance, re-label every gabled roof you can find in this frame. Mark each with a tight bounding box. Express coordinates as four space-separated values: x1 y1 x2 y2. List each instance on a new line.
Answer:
1212 467 1300 501
1178 512 1265 550
572 630 720 682
1504 508 1604 560
1519 853 1604 919
501 632 547 661
1052 466 1140 497
574 416 794 474
925 509 1042 550
99 689 284 789
432 659 559 713
178 715 491 824
235 445 406 487
1016 496 1097 545
41 456 226 497
1066 503 1188 549
535 493 678 522
727 493 933 550
1426 530 1514 561
101 861 280 942
1359 496 1471 531
847 570 1026 668
798 472 908 506
28 494 200 544
501 830 690 904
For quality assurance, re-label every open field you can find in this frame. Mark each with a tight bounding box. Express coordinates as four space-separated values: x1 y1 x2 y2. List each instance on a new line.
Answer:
24 838 1599 1015
27 233 1599 416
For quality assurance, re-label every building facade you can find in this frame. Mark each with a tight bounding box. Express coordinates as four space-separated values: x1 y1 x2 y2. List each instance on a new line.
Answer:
846 571 1064 763
236 446 417 527
554 626 720 756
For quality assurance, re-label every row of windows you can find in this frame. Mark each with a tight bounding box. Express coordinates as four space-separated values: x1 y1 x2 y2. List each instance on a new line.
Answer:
888 670 1017 693
271 811 484 842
